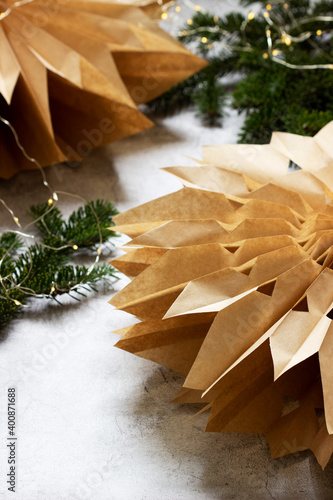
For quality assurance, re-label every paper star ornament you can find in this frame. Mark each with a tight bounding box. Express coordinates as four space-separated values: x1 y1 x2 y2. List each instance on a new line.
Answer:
111 122 333 468
0 0 206 178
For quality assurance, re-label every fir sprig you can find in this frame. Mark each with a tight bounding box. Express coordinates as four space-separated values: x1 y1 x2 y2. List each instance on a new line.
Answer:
148 0 333 140
0 200 118 330
29 199 117 249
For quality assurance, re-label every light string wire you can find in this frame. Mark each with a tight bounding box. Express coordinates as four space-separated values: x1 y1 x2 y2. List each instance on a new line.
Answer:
0 114 109 308
167 0 333 71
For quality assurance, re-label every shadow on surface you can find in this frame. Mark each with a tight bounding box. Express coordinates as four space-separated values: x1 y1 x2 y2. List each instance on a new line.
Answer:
127 363 333 499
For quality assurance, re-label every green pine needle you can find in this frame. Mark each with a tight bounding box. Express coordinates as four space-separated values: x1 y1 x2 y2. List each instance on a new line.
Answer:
147 0 333 138
0 200 119 331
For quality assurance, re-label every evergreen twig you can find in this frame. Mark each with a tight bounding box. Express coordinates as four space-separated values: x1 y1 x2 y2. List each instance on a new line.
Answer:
148 0 333 141
0 200 119 330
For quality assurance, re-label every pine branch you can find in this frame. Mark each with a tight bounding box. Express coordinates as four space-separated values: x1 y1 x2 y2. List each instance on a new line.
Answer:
148 0 333 137
146 53 239 125
29 199 118 249
0 200 119 331
193 74 227 126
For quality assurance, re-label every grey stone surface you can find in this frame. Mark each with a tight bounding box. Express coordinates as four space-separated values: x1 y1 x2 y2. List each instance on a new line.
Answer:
0 0 332 496
0 107 332 500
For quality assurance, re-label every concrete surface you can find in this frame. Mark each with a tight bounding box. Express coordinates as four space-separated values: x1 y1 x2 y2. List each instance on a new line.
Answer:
0 107 332 500
0 1 332 498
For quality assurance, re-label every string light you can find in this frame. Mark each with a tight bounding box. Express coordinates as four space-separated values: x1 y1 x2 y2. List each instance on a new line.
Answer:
0 113 111 309
161 12 168 20
171 0 333 71
0 116 53 200
183 25 227 36
273 58 333 70
298 15 333 25
282 34 292 45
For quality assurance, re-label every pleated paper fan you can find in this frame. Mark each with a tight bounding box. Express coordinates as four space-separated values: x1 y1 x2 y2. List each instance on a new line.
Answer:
110 122 333 469
0 0 206 178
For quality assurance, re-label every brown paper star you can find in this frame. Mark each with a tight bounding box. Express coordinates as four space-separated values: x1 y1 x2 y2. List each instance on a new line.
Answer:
110 122 333 468
0 0 206 178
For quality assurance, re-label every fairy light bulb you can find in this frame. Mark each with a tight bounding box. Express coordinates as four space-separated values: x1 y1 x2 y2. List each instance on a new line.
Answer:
316 30 322 35
0 110 108 310
201 36 208 43
161 12 168 20
175 6 181 12
248 11 255 20
195 6 201 12
284 36 291 46
182 30 187 35
187 19 193 25
264 12 269 18
266 4 272 10
272 49 279 56
213 16 219 23
263 53 269 59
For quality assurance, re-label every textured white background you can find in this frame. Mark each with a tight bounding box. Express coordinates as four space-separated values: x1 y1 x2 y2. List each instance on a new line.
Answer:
0 1 333 499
